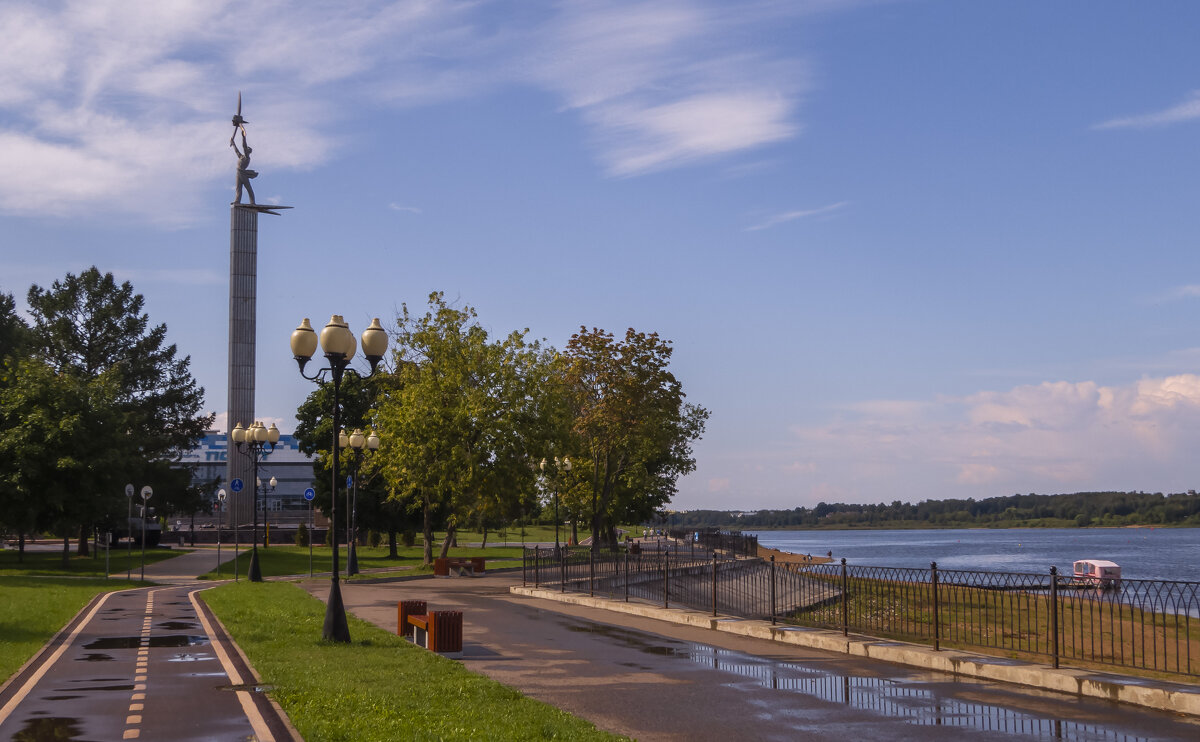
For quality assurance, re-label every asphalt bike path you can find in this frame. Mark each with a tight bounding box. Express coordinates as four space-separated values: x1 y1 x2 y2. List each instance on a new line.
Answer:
0 549 293 741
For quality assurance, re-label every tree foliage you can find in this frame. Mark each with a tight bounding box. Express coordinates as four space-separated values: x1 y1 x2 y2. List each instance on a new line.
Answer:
0 269 210 551
374 293 555 563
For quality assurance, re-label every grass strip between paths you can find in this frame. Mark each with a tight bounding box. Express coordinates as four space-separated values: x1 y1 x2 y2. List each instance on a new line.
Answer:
195 545 524 581
201 581 624 741
0 576 139 682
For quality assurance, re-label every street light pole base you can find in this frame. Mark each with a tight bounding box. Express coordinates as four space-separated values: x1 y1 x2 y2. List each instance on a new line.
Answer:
322 580 351 643
248 547 263 582
347 542 359 576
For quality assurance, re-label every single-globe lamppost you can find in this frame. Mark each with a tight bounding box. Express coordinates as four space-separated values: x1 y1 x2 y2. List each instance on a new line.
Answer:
344 428 380 576
257 475 278 546
540 456 571 557
216 488 227 577
291 315 388 643
231 420 280 582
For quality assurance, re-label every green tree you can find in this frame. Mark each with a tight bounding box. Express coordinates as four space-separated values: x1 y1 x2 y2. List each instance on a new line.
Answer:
561 327 708 550
375 293 556 564
22 268 211 553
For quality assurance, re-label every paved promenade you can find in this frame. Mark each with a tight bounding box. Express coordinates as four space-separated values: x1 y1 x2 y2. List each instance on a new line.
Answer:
314 571 1200 742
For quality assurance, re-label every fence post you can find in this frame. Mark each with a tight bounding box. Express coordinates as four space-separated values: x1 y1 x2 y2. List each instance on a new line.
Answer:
712 550 718 617
841 558 849 637
1050 566 1060 669
561 547 566 593
663 549 670 609
589 548 595 597
931 561 940 651
770 555 777 625
624 548 630 602
522 548 527 586
534 546 540 588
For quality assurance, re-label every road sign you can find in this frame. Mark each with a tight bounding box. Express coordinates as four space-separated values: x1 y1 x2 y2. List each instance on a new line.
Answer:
303 488 316 502
140 485 153 500
217 488 227 502
231 478 243 492
346 475 353 489
125 484 134 497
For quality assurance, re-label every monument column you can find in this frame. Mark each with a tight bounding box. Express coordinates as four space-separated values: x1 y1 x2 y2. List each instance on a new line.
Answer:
227 204 258 527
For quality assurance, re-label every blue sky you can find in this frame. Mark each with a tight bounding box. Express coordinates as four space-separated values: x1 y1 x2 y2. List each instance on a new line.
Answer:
4 1 1200 510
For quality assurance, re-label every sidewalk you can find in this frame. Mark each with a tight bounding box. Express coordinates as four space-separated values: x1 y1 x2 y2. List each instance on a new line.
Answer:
511 583 1200 718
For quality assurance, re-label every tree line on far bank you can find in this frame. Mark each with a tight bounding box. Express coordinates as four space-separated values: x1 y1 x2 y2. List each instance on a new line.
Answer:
674 490 1200 530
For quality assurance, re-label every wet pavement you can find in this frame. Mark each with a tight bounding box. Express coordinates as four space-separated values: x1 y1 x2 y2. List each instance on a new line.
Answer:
323 572 1200 742
0 550 290 742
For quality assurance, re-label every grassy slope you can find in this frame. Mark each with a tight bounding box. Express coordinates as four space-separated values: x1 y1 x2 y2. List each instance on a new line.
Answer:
202 582 622 741
197 544 528 580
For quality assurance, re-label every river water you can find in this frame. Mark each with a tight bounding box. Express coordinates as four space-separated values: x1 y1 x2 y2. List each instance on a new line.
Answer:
750 527 1200 583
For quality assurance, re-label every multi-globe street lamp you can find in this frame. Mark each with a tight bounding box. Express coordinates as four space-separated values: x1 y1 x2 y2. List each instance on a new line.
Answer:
257 475 278 546
343 427 380 576
231 420 280 582
539 456 571 556
291 315 388 643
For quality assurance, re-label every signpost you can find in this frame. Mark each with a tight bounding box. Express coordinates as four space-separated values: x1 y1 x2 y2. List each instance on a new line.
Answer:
231 478 243 581
304 487 316 577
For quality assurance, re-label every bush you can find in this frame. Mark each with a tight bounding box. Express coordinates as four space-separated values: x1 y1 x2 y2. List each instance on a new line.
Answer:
295 523 310 547
401 529 416 547
368 530 383 548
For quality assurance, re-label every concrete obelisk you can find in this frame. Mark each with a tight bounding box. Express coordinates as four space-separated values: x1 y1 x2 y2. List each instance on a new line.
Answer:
225 93 291 527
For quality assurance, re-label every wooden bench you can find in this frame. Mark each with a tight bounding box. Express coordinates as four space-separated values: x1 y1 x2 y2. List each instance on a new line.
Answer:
397 599 426 638
406 610 463 657
433 556 486 576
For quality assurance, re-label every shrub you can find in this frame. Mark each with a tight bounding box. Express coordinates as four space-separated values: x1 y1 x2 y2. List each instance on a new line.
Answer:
295 523 310 547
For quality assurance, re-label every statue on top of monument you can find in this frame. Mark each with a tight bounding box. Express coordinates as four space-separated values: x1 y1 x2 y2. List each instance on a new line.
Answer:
230 92 258 205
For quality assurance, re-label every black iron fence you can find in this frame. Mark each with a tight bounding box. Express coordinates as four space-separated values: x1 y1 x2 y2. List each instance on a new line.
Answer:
522 548 1200 679
666 527 758 557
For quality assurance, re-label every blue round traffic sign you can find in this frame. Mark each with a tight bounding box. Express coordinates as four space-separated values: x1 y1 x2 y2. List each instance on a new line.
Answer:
346 475 353 488
303 487 316 501
230 478 244 493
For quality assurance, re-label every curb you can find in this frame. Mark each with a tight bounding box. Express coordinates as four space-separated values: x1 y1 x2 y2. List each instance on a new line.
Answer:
510 585 1200 717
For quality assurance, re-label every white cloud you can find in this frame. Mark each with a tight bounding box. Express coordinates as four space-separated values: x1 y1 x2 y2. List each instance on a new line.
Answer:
0 1 832 222
1093 91 1200 130
781 374 1200 503
746 201 849 232
388 203 422 214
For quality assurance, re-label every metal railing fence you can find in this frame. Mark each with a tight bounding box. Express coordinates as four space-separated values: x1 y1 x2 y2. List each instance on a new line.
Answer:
522 548 1200 678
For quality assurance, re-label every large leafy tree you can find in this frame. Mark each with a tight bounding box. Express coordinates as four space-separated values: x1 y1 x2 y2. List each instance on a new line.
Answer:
374 293 556 564
21 268 211 553
293 372 417 556
561 327 708 550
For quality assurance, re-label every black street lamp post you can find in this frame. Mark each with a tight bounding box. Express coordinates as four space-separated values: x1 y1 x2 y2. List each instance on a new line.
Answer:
231 420 280 582
539 456 571 557
345 428 380 576
291 315 388 643
258 475 277 547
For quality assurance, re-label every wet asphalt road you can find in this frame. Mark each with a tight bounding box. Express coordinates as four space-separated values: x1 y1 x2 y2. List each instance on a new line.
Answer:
0 583 269 741
324 572 1200 742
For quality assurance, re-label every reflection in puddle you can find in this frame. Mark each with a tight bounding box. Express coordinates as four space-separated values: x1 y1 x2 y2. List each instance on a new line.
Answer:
75 653 113 662
157 621 198 631
564 621 1179 741
12 716 84 741
83 635 209 650
167 653 214 663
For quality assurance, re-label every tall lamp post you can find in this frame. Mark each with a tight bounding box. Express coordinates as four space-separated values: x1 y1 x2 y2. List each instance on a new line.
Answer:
138 486 153 581
231 420 280 582
345 428 380 576
539 456 571 557
291 315 388 643
216 488 227 577
258 475 277 546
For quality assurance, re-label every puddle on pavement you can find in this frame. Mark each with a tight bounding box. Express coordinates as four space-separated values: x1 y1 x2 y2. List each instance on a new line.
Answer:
563 620 1193 741
83 635 209 650
55 683 134 692
167 652 214 662
157 621 198 631
12 716 86 741
75 653 113 662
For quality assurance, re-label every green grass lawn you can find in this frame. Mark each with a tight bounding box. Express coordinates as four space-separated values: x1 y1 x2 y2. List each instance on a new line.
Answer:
197 544 527 581
0 546 179 577
202 581 623 741
0 576 139 682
